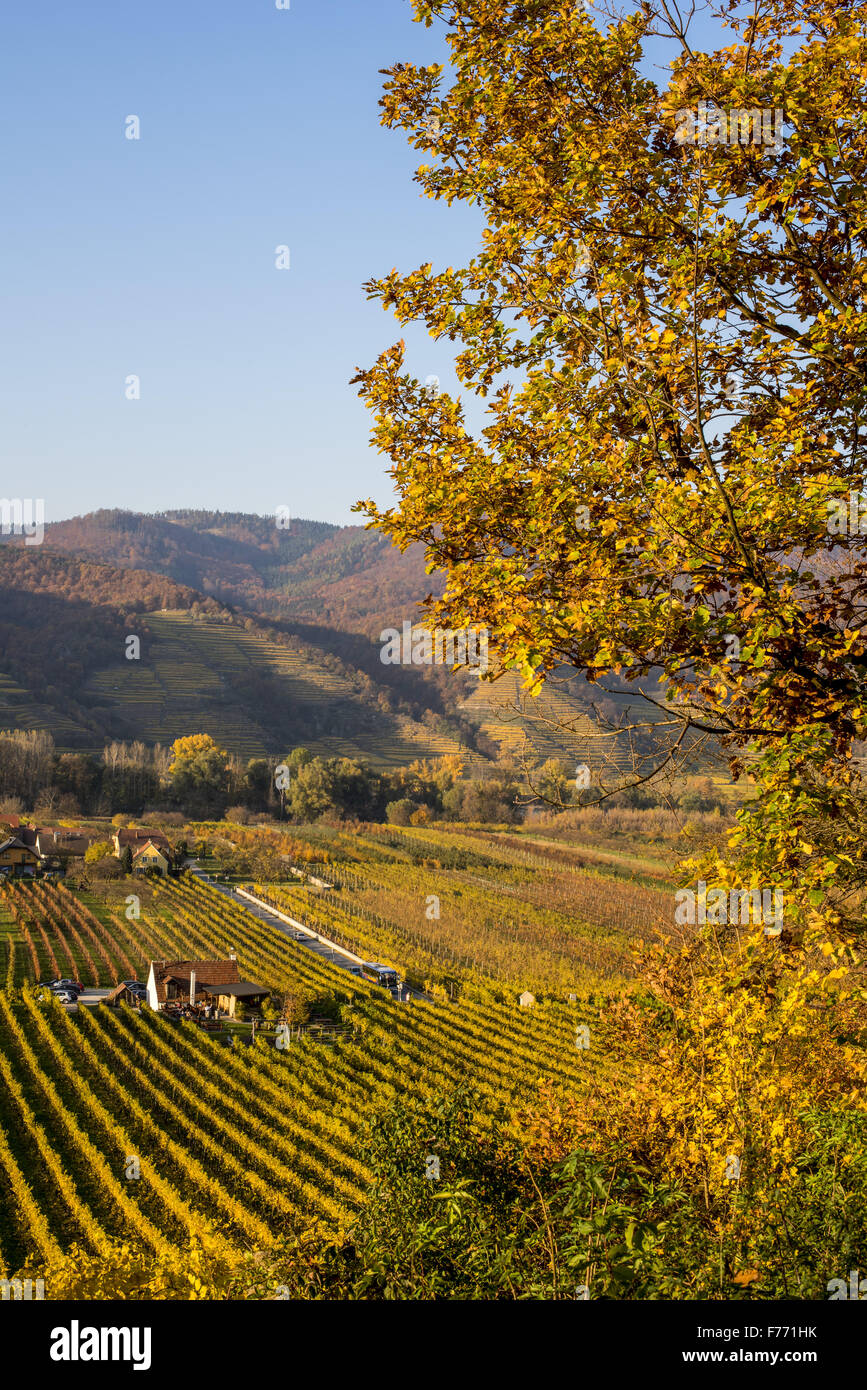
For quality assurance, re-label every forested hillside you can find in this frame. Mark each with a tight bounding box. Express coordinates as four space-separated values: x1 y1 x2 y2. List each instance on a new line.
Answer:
0 547 479 760
1 509 444 638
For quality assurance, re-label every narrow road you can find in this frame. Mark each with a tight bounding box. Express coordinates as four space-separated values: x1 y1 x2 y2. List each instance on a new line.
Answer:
184 863 426 1001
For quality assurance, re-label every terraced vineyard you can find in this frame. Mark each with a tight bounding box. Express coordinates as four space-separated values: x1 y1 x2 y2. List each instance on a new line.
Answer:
459 668 668 769
306 721 465 768
0 870 601 1282
81 610 472 765
0 672 84 740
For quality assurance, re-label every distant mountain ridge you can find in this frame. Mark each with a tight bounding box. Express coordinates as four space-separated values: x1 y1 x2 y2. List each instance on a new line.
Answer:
19 509 444 637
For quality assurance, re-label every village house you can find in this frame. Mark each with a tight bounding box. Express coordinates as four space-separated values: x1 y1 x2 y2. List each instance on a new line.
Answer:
113 828 174 876
113 827 172 857
55 830 94 858
35 829 93 867
145 959 269 1018
130 841 170 877
35 831 63 862
0 821 97 873
0 836 41 874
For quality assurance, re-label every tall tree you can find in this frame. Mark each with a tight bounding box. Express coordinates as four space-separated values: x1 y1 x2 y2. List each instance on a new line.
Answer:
352 0 867 1204
354 0 867 773
168 734 230 814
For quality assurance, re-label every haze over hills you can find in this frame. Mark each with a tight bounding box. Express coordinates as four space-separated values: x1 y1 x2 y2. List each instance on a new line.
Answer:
0 510 660 769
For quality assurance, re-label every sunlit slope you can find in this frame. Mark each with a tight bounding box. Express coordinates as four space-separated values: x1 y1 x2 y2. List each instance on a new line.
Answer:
459 668 670 769
83 611 469 764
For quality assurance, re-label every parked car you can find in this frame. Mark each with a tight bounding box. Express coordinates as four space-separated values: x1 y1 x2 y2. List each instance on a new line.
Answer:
54 990 77 1005
52 979 82 995
37 978 59 988
121 980 146 991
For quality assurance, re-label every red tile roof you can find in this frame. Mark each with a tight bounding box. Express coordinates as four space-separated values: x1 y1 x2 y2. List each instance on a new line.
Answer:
149 959 240 1004
131 840 169 860
115 828 172 853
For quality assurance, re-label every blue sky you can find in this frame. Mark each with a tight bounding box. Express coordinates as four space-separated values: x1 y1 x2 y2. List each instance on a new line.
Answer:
0 0 484 526
0 1 732 527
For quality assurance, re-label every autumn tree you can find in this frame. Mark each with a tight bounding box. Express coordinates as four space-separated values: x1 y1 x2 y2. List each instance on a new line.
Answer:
84 840 113 863
354 0 867 754
168 734 230 814
353 0 867 1252
355 0 867 897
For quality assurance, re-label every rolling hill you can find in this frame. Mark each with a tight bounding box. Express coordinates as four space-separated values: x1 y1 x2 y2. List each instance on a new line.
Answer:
0 547 480 762
16 509 444 638
0 511 672 769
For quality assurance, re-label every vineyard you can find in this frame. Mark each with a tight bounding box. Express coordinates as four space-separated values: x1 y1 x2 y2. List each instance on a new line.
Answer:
247 821 676 993
459 668 669 769
82 610 469 766
0 865 606 1287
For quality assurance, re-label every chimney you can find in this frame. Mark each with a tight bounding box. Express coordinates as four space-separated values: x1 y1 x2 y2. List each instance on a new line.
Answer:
189 970 196 1005
229 950 237 961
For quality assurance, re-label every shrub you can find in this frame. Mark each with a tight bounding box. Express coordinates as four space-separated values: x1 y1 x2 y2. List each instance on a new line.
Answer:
385 798 415 826
90 857 124 880
85 841 113 864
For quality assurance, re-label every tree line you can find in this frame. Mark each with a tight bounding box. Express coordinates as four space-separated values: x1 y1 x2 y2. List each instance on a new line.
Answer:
0 728 525 825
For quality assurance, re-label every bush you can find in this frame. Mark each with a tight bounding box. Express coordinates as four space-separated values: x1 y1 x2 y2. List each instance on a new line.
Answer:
85 841 113 864
385 798 415 826
679 778 724 813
